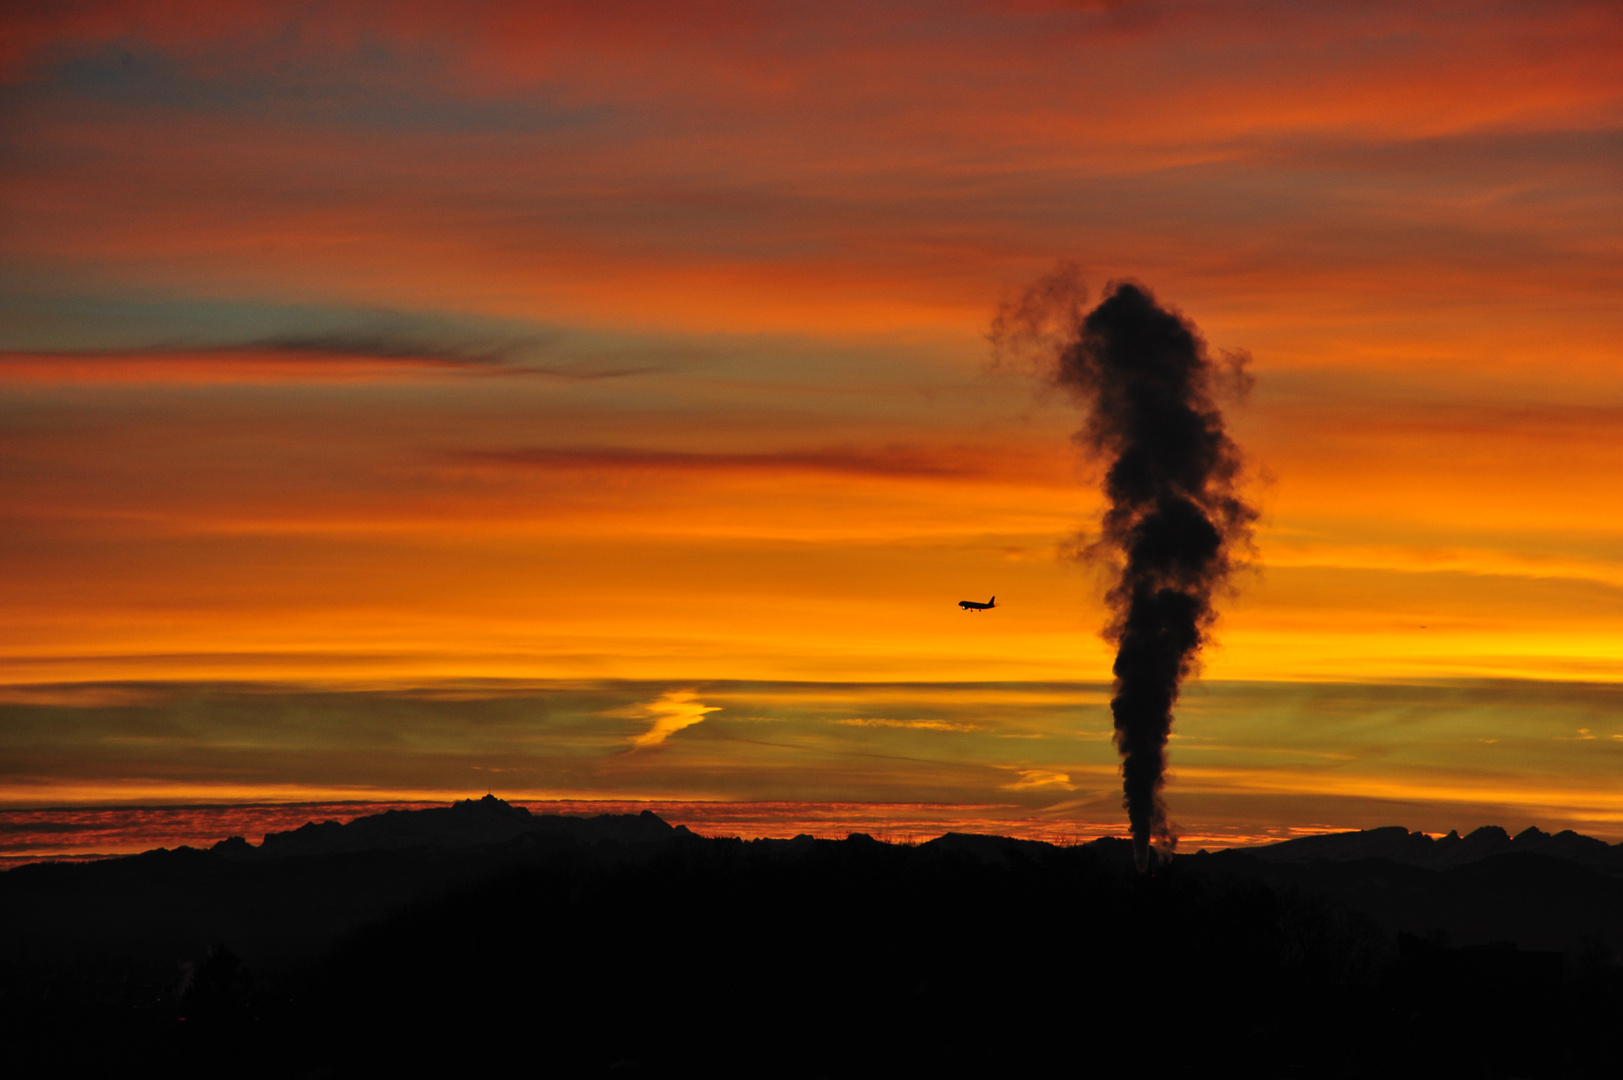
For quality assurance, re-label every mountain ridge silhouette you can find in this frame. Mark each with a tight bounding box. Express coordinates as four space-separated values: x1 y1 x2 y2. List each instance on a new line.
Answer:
183 795 1623 874
1241 823 1623 874
221 794 691 859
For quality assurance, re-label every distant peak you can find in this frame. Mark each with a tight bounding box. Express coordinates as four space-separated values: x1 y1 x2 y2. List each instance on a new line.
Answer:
210 835 257 860
1464 825 1510 843
451 794 530 818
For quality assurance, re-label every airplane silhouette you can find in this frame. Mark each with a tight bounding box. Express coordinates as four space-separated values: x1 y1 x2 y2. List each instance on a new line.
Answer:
958 596 996 611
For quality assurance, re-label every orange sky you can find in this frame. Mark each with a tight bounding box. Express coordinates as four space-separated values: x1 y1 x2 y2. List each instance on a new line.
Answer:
2 1 1620 844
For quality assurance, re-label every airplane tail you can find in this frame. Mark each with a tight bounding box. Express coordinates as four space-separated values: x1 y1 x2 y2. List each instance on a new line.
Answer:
989 596 996 607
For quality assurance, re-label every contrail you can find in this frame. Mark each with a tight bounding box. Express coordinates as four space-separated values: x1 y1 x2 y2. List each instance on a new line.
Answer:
994 269 1255 869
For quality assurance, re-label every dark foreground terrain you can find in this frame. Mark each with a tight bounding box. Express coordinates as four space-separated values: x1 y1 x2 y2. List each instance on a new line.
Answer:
4 798 1621 1078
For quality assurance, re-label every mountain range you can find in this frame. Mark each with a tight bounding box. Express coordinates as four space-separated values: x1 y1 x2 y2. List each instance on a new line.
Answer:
1244 823 1623 874
213 793 692 859
200 793 1623 876
5 797 1622 1077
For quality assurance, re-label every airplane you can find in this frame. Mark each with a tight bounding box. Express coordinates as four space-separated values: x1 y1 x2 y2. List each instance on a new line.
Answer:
958 596 996 611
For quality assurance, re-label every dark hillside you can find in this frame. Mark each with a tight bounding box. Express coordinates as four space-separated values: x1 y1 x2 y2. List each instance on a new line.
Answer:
1194 848 1623 953
255 833 1401 1077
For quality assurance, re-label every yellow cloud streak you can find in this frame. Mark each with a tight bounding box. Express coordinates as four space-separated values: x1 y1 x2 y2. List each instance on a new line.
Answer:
1003 769 1075 791
629 689 721 749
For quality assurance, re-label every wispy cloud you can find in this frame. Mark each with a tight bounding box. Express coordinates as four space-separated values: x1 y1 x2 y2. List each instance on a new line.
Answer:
250 332 663 380
458 446 976 479
629 689 720 750
246 331 529 367
0 341 660 384
833 717 980 732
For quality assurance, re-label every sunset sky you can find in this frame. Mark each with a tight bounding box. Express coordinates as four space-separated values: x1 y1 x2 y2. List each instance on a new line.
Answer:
3 1 1621 851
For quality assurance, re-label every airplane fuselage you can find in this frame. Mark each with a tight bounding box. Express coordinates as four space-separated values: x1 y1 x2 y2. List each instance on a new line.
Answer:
958 596 996 611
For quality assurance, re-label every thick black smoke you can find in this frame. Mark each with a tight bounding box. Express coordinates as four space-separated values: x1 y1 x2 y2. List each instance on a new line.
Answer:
995 271 1255 868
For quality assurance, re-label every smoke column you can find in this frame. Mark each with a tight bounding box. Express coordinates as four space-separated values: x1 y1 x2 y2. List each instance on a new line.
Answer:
995 271 1255 868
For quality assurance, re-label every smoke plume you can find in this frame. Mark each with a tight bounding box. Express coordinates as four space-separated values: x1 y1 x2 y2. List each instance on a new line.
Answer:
994 270 1255 868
